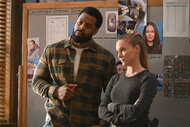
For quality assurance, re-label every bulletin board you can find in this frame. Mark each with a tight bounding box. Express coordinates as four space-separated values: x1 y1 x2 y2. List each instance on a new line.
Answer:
19 1 118 127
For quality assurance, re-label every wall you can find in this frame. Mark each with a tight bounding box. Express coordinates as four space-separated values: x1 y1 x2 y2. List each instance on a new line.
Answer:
147 6 190 127
97 5 190 126
26 1 190 127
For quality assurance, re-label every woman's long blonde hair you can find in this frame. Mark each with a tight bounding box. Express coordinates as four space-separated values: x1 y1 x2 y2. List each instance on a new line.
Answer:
117 33 148 69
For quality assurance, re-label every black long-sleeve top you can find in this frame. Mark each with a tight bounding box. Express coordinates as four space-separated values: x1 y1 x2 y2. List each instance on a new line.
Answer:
98 70 157 127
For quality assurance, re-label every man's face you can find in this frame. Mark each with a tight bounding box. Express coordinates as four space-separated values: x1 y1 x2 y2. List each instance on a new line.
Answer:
29 41 35 50
72 12 98 43
117 64 127 73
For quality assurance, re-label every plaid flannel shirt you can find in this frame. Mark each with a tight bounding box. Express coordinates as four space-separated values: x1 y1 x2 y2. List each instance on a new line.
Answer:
32 39 117 127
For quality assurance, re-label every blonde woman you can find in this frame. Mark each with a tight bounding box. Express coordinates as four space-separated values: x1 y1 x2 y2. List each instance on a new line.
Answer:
99 33 157 127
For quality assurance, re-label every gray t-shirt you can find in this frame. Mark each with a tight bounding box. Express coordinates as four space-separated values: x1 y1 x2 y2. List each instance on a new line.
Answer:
99 70 157 127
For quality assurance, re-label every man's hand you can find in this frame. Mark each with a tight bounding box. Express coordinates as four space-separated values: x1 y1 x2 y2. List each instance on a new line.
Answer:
54 84 77 101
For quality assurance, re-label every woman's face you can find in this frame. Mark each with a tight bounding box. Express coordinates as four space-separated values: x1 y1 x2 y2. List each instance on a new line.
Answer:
116 40 139 67
145 25 155 42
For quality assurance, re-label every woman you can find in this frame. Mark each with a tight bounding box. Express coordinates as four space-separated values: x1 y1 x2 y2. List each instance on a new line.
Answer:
98 33 157 127
143 22 162 54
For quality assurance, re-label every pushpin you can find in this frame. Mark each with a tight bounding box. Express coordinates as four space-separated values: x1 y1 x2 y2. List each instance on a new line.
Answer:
180 84 184 87
164 81 167 84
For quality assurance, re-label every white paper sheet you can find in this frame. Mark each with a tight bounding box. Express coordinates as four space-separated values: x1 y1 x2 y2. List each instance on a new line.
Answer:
46 15 68 45
163 0 189 37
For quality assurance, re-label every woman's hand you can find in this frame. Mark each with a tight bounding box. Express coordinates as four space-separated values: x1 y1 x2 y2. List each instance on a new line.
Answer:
107 102 117 112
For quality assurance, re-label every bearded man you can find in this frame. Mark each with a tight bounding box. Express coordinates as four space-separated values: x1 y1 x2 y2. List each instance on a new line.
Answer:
32 6 117 127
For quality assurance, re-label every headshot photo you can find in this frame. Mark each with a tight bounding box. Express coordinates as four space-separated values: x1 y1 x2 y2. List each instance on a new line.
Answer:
139 21 162 54
27 38 40 59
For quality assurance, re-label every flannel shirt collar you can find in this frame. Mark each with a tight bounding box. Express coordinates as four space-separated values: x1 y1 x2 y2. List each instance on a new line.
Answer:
64 37 97 53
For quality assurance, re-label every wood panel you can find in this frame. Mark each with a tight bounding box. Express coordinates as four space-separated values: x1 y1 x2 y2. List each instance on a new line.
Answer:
148 0 163 6
18 65 26 127
23 1 118 9
0 123 17 127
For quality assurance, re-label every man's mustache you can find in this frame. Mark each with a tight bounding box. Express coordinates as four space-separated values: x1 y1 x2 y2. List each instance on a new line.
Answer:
75 30 84 34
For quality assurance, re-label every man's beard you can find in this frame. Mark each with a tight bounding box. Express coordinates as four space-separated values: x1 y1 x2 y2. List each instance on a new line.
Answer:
71 29 93 44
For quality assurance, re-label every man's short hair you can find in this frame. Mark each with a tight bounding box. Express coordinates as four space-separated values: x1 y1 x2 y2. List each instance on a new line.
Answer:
30 40 36 44
78 6 103 29
116 60 122 66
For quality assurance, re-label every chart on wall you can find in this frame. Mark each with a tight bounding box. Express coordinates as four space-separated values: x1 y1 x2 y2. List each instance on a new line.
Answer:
163 0 189 37
163 55 190 98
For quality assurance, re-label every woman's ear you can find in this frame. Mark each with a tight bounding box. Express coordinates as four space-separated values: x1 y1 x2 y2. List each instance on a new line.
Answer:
136 45 140 50
135 45 141 53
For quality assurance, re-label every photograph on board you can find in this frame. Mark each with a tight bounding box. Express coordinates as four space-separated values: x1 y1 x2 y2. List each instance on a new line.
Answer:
27 58 39 84
27 37 40 59
139 21 163 54
105 11 118 34
117 0 147 35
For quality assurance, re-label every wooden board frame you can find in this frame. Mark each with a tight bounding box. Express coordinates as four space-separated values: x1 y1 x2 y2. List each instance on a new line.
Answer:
19 1 118 127
148 0 163 6
19 0 163 126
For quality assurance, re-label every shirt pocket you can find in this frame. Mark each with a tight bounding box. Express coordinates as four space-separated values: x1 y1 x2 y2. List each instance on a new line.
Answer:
50 59 68 85
51 59 67 71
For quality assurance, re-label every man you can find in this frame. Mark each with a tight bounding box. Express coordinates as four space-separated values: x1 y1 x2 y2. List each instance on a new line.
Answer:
116 60 127 73
32 6 117 127
28 40 40 59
